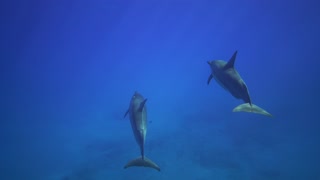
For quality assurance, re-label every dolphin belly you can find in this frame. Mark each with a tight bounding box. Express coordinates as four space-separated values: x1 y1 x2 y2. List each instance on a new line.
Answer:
213 72 246 100
129 112 146 157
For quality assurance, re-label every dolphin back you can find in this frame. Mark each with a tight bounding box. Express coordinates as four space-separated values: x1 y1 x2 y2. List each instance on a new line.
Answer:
124 156 160 171
233 103 272 117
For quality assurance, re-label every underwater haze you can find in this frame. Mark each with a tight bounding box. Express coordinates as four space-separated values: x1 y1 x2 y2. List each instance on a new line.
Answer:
1 0 320 179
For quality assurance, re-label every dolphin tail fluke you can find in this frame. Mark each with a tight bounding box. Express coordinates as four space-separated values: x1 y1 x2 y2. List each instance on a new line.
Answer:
233 103 272 117
124 156 160 171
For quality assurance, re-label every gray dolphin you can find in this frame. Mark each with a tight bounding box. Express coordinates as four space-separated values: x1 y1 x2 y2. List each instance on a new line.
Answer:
207 51 272 117
123 92 160 171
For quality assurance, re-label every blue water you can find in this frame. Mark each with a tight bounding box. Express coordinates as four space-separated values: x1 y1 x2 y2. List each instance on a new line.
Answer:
1 0 320 179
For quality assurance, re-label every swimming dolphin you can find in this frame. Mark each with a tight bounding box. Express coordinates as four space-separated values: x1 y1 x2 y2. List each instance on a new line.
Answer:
207 51 272 117
123 92 160 171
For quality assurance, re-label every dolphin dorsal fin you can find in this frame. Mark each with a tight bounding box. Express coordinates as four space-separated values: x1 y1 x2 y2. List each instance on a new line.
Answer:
138 99 148 112
224 51 238 70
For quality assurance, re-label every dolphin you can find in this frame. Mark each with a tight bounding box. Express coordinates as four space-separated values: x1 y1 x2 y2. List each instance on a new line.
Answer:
207 51 272 117
123 92 160 171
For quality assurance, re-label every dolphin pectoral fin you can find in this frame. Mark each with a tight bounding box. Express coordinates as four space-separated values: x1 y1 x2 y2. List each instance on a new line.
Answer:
124 109 129 118
233 103 273 117
207 74 213 85
124 156 160 171
138 99 148 112
224 50 238 70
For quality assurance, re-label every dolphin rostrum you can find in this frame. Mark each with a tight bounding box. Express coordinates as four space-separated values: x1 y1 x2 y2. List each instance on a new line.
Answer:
123 91 160 171
207 51 272 117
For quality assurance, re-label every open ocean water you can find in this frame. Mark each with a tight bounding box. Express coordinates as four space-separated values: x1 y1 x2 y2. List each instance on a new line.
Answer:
1 0 319 179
